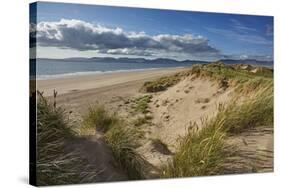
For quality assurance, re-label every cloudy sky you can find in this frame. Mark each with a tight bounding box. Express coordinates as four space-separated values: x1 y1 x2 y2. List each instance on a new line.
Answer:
30 2 273 61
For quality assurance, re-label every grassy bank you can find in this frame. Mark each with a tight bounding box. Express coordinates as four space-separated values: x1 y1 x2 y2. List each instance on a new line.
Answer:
36 92 96 185
81 104 148 180
161 63 273 177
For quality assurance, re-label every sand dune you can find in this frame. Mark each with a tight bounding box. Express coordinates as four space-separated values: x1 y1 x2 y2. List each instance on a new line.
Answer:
136 76 234 172
37 64 273 180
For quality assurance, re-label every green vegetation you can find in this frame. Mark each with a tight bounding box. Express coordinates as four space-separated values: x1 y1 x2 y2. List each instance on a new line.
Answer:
223 86 273 134
190 62 273 90
36 92 96 185
162 120 227 177
105 122 148 179
132 116 148 127
36 62 273 183
162 63 273 177
140 73 185 92
81 105 148 180
134 95 152 114
81 105 119 133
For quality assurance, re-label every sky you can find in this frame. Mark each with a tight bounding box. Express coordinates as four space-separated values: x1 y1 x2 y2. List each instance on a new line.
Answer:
30 2 274 61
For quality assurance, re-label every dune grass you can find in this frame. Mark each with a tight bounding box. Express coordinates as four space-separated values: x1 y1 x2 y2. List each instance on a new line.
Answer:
81 104 148 180
162 120 227 177
36 92 96 185
132 116 149 127
134 95 152 114
140 73 185 92
81 104 119 133
222 86 273 134
162 87 273 177
105 122 148 179
190 63 272 88
162 63 273 177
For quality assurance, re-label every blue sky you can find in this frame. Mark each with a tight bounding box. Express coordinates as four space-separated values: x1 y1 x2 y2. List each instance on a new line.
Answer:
31 2 273 61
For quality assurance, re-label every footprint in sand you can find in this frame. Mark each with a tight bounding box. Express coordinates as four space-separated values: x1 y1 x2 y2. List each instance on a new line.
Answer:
195 97 211 104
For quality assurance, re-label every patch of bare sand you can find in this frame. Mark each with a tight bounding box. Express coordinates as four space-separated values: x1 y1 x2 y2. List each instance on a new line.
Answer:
223 126 273 173
137 77 234 176
65 134 128 182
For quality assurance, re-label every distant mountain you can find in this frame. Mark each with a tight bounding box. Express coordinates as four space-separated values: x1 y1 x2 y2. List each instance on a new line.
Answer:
34 57 273 67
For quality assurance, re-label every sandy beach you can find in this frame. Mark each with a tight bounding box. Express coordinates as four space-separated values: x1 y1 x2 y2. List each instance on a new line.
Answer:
37 67 186 113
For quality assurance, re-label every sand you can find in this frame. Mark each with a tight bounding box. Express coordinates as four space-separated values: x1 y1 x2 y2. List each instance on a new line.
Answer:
37 67 186 114
136 77 234 172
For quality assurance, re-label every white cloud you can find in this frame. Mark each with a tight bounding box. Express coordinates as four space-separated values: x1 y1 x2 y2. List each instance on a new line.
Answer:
32 19 220 57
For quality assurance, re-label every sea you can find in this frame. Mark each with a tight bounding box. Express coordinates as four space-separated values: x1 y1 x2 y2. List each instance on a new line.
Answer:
32 59 192 80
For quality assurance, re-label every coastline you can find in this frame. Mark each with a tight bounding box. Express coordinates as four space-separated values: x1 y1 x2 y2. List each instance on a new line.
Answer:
37 67 187 113
37 67 186 96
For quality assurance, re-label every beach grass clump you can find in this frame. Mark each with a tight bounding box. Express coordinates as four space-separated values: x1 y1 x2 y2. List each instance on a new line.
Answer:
80 103 148 179
135 95 152 114
223 86 273 134
81 105 119 133
162 83 273 177
105 122 148 179
161 118 227 177
190 63 273 87
141 74 182 92
36 92 96 185
132 116 148 127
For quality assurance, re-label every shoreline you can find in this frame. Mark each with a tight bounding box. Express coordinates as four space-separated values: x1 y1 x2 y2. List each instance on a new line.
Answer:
37 67 186 96
35 66 188 81
37 67 187 114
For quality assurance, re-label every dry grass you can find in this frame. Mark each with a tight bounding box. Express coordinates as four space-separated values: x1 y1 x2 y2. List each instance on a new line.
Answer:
36 92 96 185
162 63 273 178
81 105 148 180
81 104 119 133
105 121 148 179
140 73 185 92
134 95 152 114
161 119 228 177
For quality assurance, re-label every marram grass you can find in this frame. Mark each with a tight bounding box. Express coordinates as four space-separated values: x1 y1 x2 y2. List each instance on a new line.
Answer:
36 92 96 185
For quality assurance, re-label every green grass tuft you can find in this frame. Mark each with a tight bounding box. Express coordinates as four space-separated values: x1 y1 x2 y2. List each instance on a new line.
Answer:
223 86 273 134
134 95 152 114
140 73 184 92
162 120 227 177
105 122 148 179
81 105 119 133
162 66 273 177
81 104 148 179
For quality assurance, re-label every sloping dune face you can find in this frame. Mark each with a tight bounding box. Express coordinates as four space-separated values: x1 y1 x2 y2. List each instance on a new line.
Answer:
150 77 233 149
137 76 234 171
136 63 273 177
